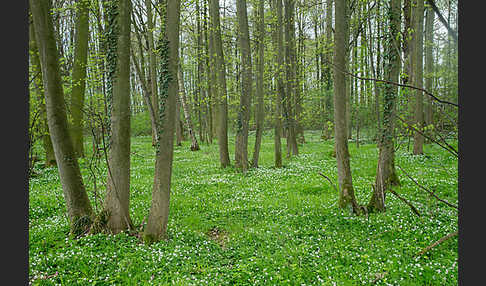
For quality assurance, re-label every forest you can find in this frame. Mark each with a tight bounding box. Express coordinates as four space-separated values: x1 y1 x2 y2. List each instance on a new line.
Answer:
28 0 458 284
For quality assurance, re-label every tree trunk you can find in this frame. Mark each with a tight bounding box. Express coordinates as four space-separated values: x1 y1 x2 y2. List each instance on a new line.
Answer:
333 0 360 213
70 0 90 158
272 0 284 168
368 0 401 212
144 0 181 243
178 64 200 151
29 19 56 167
412 0 424 155
424 6 434 127
103 0 133 233
251 0 265 168
209 0 231 168
284 0 299 157
30 0 93 235
235 0 253 172
145 0 159 147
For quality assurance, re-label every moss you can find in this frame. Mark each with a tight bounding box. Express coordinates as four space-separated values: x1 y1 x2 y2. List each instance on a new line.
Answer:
143 233 157 245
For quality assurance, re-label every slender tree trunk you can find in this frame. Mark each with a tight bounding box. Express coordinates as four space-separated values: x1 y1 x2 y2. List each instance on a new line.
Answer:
235 0 253 172
369 0 401 212
178 64 200 151
144 0 181 243
333 0 360 213
273 0 284 168
145 0 159 147
424 6 434 127
103 0 133 233
209 0 230 167
175 90 183 146
30 0 93 235
70 0 90 158
29 20 56 167
412 0 424 155
284 0 299 157
251 0 265 168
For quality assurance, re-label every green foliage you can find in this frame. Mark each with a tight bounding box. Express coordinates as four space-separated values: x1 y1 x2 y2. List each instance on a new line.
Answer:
29 131 457 285
131 111 152 137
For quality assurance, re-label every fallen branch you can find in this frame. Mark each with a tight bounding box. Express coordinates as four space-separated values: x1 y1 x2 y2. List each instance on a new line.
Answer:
389 188 421 217
416 230 458 256
318 172 339 193
396 165 458 210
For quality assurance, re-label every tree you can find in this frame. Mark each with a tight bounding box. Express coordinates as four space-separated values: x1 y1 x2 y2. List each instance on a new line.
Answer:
144 0 181 243
145 0 160 147
30 0 93 235
235 0 253 172
412 0 425 155
29 18 56 167
424 5 434 127
251 0 265 168
103 0 133 233
272 0 284 168
284 0 299 157
70 0 90 158
178 61 200 151
333 0 360 213
368 0 401 212
209 0 230 168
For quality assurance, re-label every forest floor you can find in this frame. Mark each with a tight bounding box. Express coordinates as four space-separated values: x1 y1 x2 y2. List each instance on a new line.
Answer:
29 131 458 285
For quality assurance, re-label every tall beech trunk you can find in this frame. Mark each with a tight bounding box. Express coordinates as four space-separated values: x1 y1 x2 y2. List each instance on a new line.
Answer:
144 0 181 243
272 0 284 168
412 0 424 155
178 63 200 151
103 0 133 233
30 0 93 234
284 0 299 157
29 20 56 167
70 0 90 158
209 0 230 168
424 6 434 127
333 0 360 213
175 91 183 146
145 0 159 147
235 0 252 172
368 0 401 212
251 0 265 168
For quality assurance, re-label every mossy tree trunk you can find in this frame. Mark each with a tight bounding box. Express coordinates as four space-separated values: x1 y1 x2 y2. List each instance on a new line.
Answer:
30 0 93 235
144 0 180 243
103 0 133 233
368 0 402 212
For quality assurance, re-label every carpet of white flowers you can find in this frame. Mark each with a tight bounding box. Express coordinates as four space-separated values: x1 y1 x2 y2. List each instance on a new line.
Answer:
29 131 458 285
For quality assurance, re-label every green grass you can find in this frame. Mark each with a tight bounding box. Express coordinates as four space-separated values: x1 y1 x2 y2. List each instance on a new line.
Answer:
29 131 458 285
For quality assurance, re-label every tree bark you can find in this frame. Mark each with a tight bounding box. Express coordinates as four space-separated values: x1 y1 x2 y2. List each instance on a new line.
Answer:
70 0 90 158
30 0 93 235
412 0 424 155
235 0 253 172
251 0 265 168
103 0 133 233
272 0 284 168
424 6 434 127
368 0 401 212
178 63 200 151
29 19 56 167
144 0 180 243
209 0 231 168
145 0 159 147
333 0 359 213
284 0 299 157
